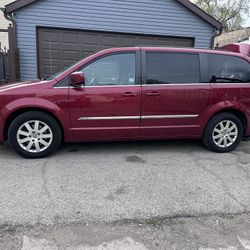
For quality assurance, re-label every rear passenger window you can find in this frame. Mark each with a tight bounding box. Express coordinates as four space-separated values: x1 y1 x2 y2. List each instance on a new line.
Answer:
207 54 250 83
145 52 200 84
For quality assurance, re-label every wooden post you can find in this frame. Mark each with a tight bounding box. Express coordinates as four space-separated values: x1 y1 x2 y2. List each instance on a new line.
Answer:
8 25 20 82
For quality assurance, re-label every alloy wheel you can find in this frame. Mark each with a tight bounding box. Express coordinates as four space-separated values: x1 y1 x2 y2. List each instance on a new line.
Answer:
212 120 238 148
16 120 53 153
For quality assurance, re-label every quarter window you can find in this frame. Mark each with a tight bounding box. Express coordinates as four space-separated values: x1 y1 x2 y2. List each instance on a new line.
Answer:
145 52 200 84
80 53 136 86
207 54 250 83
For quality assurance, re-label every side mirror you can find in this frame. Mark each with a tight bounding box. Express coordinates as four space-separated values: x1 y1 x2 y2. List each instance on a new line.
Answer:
70 72 85 87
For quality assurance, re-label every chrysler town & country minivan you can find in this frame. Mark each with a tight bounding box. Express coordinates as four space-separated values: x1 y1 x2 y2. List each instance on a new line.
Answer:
0 47 250 158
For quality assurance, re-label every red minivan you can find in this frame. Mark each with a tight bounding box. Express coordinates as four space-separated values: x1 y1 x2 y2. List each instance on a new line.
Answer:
0 47 250 158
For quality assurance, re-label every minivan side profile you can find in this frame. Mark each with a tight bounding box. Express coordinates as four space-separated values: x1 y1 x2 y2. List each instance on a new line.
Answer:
0 47 249 158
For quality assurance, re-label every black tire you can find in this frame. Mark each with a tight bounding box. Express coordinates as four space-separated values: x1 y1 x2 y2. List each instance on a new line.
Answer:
203 112 243 153
8 111 62 158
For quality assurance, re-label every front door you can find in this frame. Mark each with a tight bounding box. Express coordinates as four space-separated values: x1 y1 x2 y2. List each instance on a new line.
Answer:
140 51 211 138
69 52 141 140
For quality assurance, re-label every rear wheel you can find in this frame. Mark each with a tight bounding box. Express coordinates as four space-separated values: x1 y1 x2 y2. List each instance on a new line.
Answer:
203 112 243 152
8 111 62 158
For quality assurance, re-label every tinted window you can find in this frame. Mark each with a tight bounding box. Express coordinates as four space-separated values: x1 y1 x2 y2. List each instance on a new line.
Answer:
207 54 250 83
80 53 136 86
146 53 200 84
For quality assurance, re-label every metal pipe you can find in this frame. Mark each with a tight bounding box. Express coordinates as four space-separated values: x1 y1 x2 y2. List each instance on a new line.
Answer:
2 9 17 46
1 8 19 82
211 28 223 49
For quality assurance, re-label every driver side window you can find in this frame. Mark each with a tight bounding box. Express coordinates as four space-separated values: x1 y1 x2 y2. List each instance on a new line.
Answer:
80 53 136 86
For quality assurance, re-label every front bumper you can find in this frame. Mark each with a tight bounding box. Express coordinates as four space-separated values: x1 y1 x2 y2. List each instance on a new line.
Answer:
0 116 4 144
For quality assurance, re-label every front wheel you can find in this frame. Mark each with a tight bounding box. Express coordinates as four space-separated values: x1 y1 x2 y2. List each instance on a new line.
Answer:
8 111 62 158
203 113 243 153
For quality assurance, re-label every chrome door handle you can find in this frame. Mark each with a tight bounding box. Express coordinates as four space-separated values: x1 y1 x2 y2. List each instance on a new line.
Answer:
122 92 138 97
145 92 160 96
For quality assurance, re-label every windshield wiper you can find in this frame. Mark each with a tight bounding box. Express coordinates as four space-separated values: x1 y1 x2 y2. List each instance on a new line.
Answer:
211 76 246 83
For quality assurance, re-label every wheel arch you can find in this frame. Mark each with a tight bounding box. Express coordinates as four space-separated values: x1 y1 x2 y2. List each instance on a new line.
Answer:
203 108 247 135
4 107 65 141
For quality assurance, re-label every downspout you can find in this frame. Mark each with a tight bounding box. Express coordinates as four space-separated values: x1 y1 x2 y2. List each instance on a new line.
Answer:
211 27 223 49
2 9 16 39
1 8 17 49
1 8 19 82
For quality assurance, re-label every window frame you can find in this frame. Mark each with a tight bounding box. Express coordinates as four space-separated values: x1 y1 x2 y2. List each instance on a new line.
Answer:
54 51 141 88
141 50 203 85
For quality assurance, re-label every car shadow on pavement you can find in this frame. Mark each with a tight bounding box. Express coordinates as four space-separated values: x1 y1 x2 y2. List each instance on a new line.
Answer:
60 139 205 155
2 139 249 159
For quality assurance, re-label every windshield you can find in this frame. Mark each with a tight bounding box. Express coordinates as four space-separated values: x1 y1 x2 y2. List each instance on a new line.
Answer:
43 61 81 80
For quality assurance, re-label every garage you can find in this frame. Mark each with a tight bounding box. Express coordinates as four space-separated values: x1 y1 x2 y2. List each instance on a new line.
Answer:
37 28 194 79
4 0 222 81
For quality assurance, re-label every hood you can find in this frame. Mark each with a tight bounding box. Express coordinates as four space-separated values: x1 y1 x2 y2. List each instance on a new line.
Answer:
0 79 49 93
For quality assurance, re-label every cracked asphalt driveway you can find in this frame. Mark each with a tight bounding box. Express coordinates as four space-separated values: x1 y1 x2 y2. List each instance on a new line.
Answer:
0 139 250 249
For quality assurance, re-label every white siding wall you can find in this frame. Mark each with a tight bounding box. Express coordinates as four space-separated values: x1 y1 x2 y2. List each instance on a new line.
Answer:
15 0 215 80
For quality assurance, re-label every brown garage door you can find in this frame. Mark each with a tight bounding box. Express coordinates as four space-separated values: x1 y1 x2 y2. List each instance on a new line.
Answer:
37 27 194 78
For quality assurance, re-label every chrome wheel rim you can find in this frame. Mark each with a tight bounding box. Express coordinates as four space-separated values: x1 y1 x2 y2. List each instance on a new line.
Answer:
212 120 238 148
17 120 53 153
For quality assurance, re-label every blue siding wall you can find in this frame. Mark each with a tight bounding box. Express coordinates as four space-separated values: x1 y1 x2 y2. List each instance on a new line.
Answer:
15 0 215 80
